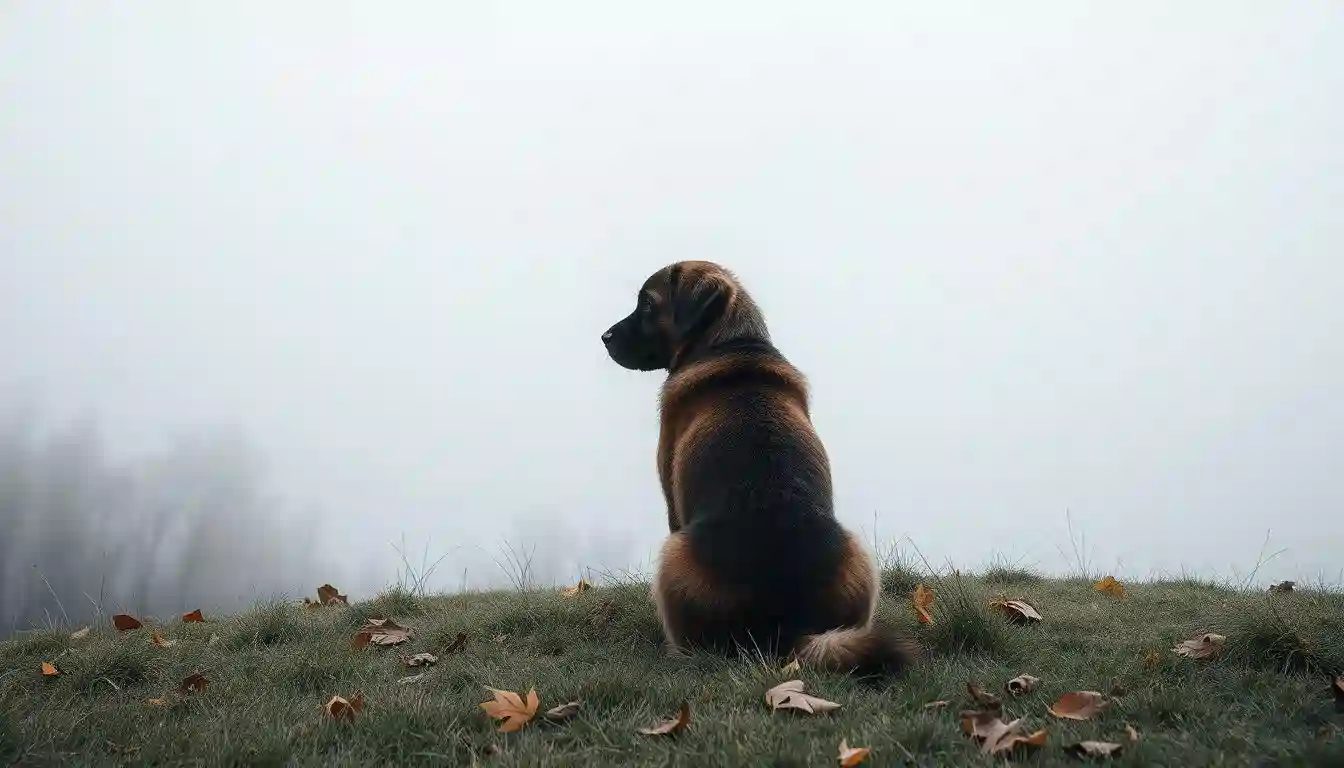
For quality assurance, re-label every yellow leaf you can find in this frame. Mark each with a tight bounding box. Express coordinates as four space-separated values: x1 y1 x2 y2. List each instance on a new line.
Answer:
638 700 690 736
1093 575 1125 598
911 584 934 625
764 679 842 715
40 661 59 677
1047 691 1108 720
838 738 871 766
479 687 540 733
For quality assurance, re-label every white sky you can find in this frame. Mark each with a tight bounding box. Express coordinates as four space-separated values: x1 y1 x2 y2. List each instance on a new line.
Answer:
3 2 1341 597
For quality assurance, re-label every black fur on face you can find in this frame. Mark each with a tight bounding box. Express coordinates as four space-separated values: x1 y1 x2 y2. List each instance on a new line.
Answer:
601 263 733 372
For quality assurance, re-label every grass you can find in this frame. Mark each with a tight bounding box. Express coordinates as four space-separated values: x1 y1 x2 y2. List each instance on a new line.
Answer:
2 573 1343 766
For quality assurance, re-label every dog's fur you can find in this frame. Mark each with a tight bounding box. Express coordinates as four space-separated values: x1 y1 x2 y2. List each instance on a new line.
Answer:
601 261 917 677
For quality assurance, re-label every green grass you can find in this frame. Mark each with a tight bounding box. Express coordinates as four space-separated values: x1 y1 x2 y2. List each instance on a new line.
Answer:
2 575 1342 766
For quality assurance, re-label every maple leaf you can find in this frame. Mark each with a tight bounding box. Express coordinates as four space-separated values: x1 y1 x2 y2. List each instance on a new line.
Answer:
911 584 935 625
150 631 176 648
544 700 582 723
1268 580 1295 594
1047 691 1108 720
70 626 90 640
112 614 143 631
444 631 468 654
764 679 842 714
1093 575 1125 598
40 661 59 677
559 579 592 597
638 701 690 736
406 653 438 667
1006 673 1041 696
837 738 871 766
479 687 540 733
1172 632 1226 660
182 609 205 623
1065 740 1123 758
180 673 210 693
989 598 1043 623
352 618 414 650
325 692 365 722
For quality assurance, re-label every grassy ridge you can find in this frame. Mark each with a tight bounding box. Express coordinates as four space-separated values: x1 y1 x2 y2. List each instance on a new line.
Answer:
2 569 1342 766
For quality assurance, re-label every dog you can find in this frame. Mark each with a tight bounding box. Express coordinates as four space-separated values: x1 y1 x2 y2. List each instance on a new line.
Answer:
601 260 916 677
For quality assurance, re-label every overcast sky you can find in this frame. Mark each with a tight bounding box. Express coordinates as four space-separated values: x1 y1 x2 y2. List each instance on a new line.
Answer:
3 2 1341 599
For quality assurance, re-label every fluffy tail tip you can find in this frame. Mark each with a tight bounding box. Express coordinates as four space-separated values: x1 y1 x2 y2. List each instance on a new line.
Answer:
795 620 921 679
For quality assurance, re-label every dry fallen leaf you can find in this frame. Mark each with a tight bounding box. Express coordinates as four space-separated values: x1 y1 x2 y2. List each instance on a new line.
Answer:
1093 575 1125 599
406 653 438 667
41 661 59 677
70 626 90 640
1142 649 1161 669
179 673 209 693
479 687 540 733
638 700 690 736
967 681 1003 711
922 699 951 711
1172 632 1226 660
1048 691 1108 720
544 700 582 723
112 614 143 631
182 609 205 623
765 680 842 715
316 584 348 605
990 598 1043 623
781 659 801 675
912 584 935 625
1065 740 1124 758
960 710 1045 756
325 692 365 722
1269 580 1296 594
444 631 468 654
838 738 871 766
150 631 176 648
1125 724 1140 741
352 618 414 650
1006 674 1041 696
559 578 592 597
146 698 168 707
994 728 1048 756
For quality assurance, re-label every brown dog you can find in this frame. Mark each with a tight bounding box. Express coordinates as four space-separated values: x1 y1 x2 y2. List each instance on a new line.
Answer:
601 261 916 677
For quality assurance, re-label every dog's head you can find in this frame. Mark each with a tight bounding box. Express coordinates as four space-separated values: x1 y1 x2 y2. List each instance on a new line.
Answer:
601 261 768 372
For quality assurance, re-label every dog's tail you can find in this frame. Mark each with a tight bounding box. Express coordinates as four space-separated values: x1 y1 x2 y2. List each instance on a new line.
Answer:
792 620 920 679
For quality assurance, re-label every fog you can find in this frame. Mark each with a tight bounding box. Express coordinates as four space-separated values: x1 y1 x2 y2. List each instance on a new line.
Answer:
3 3 1342 632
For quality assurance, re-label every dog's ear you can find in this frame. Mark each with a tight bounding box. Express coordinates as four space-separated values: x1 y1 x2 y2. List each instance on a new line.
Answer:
671 267 733 343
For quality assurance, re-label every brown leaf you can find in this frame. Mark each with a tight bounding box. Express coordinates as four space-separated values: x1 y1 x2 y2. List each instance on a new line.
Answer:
146 698 169 707
479 687 540 733
406 653 438 667
1331 677 1344 713
764 679 842 714
1065 740 1124 758
993 728 1048 756
1268 580 1296 594
179 673 210 693
40 661 59 677
967 681 1002 711
1048 691 1108 720
922 699 951 711
961 710 1040 756
352 618 413 648
444 631 468 654
351 631 372 651
1005 674 1041 696
325 692 365 722
182 609 205 623
544 700 582 723
112 614 142 631
150 631 176 648
1093 575 1125 598
911 584 935 625
316 584 348 605
1125 724 1140 741
838 738 871 766
989 598 1043 623
1172 632 1225 660
559 579 592 597
638 700 690 736
70 626 90 640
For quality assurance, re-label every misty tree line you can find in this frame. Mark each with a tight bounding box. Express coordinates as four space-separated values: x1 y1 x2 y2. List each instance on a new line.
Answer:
0 404 323 637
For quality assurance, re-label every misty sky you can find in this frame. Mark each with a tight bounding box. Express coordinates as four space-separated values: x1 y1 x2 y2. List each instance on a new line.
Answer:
3 2 1341 600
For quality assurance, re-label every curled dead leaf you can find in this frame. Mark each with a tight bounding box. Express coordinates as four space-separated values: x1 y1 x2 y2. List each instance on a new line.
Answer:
638 700 690 736
150 631 176 648
112 614 142 631
182 609 205 623
179 673 209 693
444 631 468 654
1065 740 1123 758
764 679 842 715
40 661 59 677
544 700 582 723
1093 575 1125 598
325 692 365 721
479 687 540 733
559 579 592 597
70 626 90 640
838 738 871 766
912 584 935 625
1048 691 1108 720
316 584 348 606
1006 674 1041 696
961 710 1046 756
1172 632 1225 660
990 598 1043 623
781 658 801 675
1268 580 1296 594
406 652 438 667
352 618 413 649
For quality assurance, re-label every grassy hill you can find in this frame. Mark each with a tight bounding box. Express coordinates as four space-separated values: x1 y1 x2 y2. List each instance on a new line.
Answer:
2 565 1342 766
